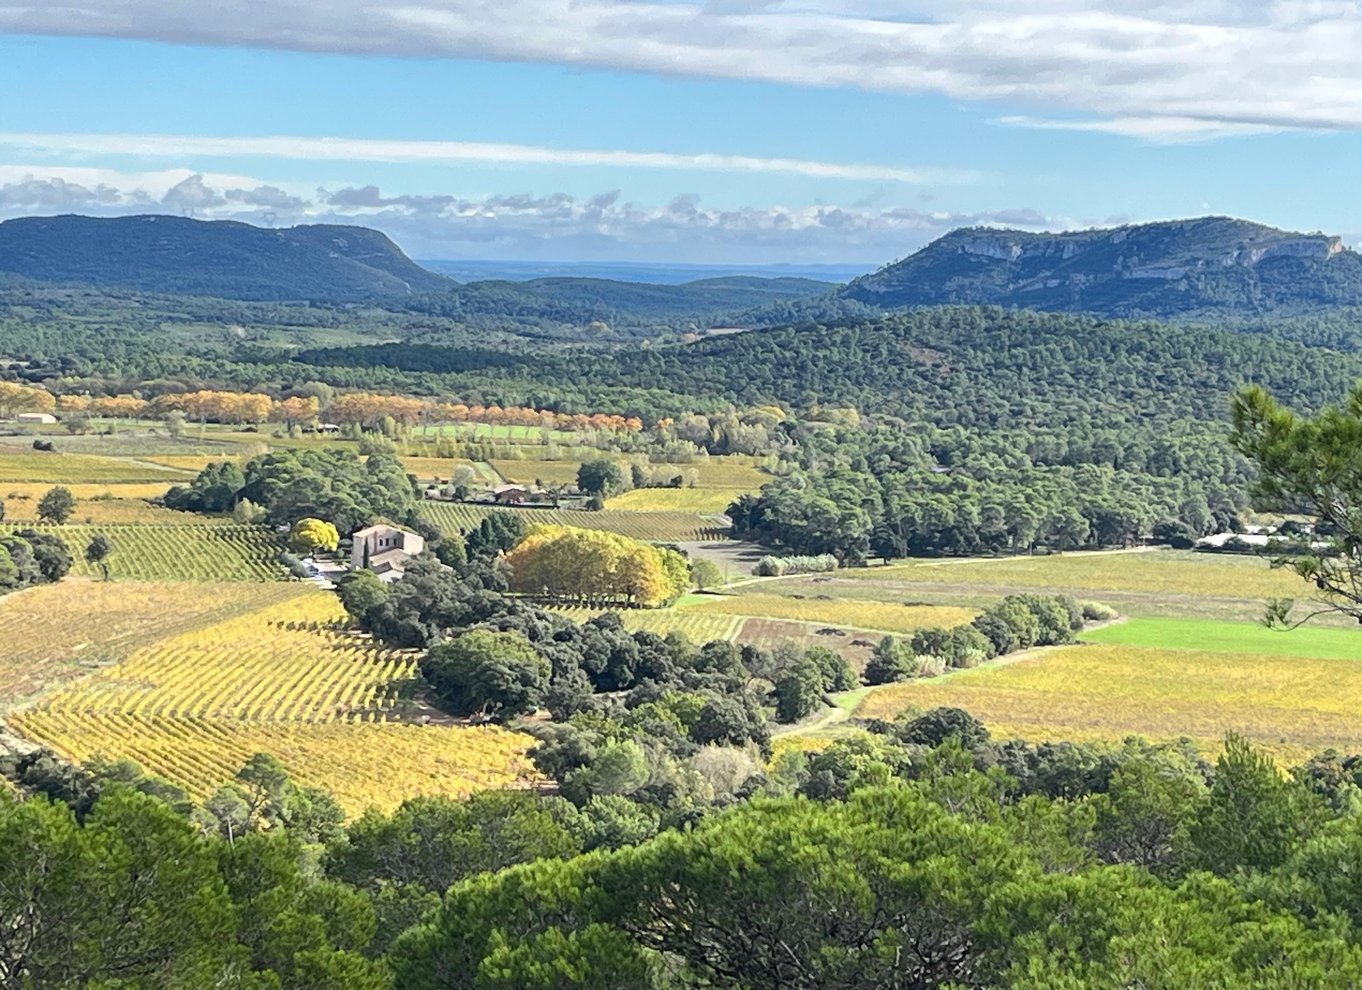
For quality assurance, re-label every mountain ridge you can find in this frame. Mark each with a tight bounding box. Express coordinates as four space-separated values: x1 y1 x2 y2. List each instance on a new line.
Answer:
840 216 1362 318
5 212 1362 325
0 214 453 302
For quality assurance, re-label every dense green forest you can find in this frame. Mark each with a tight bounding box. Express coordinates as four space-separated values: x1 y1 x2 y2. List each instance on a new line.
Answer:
10 297 1362 552
0 215 452 301
12 719 1362 988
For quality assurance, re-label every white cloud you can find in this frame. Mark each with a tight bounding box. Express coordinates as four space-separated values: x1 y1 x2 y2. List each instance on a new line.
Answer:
0 167 312 216
0 166 1075 263
0 131 974 184
995 115 1287 143
2 1 1362 138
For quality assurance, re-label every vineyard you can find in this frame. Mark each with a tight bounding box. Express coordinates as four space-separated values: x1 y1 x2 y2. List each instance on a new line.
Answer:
553 606 743 643
13 715 532 814
31 592 418 721
852 641 1362 764
420 502 729 542
0 580 298 709
690 593 978 635
549 598 966 669
0 524 286 581
0 483 194 525
854 549 1305 599
606 488 746 514
10 589 536 813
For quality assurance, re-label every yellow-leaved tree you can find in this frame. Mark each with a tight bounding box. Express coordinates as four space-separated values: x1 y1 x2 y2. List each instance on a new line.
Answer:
289 518 340 554
504 526 689 608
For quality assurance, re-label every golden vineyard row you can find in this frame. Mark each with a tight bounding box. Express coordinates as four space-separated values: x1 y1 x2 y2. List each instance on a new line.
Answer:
11 588 536 814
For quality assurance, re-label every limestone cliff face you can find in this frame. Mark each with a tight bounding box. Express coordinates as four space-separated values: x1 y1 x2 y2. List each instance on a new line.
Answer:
954 237 1024 262
840 216 1362 317
946 228 1341 273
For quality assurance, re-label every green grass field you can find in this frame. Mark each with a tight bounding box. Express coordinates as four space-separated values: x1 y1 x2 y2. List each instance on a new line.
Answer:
1084 618 1362 660
2 524 286 581
0 451 193 484
490 459 584 485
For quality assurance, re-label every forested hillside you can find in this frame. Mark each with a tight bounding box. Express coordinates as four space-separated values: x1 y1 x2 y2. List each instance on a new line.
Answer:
8 301 1361 557
0 214 833 331
404 274 835 329
10 212 1362 328
0 215 453 301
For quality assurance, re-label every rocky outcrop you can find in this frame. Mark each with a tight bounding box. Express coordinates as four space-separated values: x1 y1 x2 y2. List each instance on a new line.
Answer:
840 216 1362 317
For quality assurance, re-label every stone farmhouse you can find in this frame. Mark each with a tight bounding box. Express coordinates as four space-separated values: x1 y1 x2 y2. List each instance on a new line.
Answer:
351 524 425 582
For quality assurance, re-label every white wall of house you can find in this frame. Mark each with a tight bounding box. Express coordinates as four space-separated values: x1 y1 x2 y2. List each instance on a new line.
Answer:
351 526 426 569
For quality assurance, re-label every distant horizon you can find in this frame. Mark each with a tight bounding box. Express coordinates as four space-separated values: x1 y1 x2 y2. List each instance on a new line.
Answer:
6 209 1357 277
416 257 866 285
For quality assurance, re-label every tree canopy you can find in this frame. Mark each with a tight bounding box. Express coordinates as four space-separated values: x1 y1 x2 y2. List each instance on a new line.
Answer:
505 526 689 608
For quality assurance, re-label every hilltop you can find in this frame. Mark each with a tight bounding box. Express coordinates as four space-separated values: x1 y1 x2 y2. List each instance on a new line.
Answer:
7 212 1362 329
840 216 1362 318
0 214 834 327
0 214 452 302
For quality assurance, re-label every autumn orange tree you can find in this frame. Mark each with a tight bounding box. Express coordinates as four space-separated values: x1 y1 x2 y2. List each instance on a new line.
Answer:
0 382 55 417
153 390 274 425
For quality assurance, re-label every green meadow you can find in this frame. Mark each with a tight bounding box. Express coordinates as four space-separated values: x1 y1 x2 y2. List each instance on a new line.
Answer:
1083 617 1362 660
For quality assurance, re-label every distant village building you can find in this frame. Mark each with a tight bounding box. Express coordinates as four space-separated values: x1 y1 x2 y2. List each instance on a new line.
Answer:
17 412 57 424
352 524 425 582
492 484 530 505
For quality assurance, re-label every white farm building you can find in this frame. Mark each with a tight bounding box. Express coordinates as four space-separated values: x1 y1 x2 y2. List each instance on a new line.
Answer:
351 524 426 582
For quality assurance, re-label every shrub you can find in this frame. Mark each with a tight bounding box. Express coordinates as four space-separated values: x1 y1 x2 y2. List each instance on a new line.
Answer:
864 636 918 685
753 554 838 577
917 656 947 678
1081 600 1119 622
277 551 312 579
899 707 991 748
773 660 823 724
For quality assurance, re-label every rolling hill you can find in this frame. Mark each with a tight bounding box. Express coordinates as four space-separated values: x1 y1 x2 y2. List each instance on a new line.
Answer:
840 216 1362 318
428 274 836 325
0 214 452 302
0 214 834 326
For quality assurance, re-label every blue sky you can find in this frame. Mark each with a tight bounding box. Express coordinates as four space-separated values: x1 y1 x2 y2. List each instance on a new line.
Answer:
0 1 1360 264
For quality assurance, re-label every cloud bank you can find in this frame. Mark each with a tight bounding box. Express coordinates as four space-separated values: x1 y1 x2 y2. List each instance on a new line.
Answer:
0 132 975 185
0 167 1078 264
2 0 1360 139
